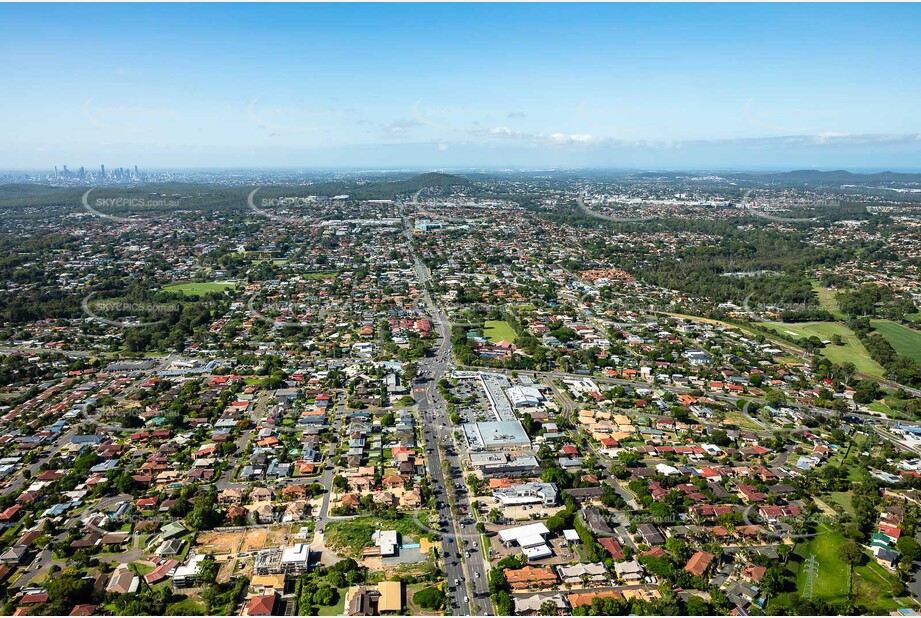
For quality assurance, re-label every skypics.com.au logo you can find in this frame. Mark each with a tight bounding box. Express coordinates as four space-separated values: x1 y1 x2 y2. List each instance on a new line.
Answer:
82 292 180 328
81 188 179 222
247 188 319 224
577 196 658 223
740 188 834 224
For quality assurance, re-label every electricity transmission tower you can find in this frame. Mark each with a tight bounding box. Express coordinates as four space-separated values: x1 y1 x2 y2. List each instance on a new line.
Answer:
803 553 819 600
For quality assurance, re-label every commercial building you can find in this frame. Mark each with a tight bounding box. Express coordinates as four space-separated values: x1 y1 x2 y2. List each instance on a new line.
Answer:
494 482 558 507
505 385 544 408
462 420 530 451
498 522 552 561
479 372 517 421
468 452 540 477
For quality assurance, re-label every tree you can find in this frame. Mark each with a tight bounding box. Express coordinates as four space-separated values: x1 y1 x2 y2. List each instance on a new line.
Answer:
546 509 575 534
38 569 94 614
685 595 711 615
312 587 338 607
710 429 732 447
839 539 865 597
898 536 921 562
201 586 219 613
765 389 787 408
617 450 640 467
777 543 793 564
413 586 446 610
853 380 882 404
839 540 865 567
492 591 514 616
759 566 786 599
539 600 559 616
197 558 218 586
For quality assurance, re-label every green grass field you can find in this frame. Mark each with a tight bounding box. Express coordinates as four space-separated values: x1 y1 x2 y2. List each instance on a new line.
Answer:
871 319 921 363
762 321 885 378
813 285 846 320
722 409 763 431
304 271 338 280
853 560 906 612
791 523 903 612
483 320 517 344
162 281 237 296
794 525 850 601
167 597 206 614
324 513 432 556
828 491 854 515
844 432 868 463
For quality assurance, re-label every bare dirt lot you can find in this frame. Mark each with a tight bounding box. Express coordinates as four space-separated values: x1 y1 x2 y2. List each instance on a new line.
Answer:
216 557 237 583
196 530 245 555
240 528 270 552
196 525 294 556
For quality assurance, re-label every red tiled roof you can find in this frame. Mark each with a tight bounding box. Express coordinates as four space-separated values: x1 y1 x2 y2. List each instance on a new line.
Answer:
684 550 715 577
246 594 276 616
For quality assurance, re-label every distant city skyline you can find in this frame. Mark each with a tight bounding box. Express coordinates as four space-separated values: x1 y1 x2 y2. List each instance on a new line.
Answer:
2 3 920 170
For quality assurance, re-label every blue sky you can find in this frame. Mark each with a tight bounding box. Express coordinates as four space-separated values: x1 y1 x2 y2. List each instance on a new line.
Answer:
1 3 920 170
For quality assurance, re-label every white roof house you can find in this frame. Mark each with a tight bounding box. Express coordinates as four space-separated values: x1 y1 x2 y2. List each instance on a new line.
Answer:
281 543 311 570
375 530 399 556
173 553 208 587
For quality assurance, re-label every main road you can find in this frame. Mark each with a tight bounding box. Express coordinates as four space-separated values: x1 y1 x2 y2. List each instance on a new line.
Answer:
401 193 492 615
